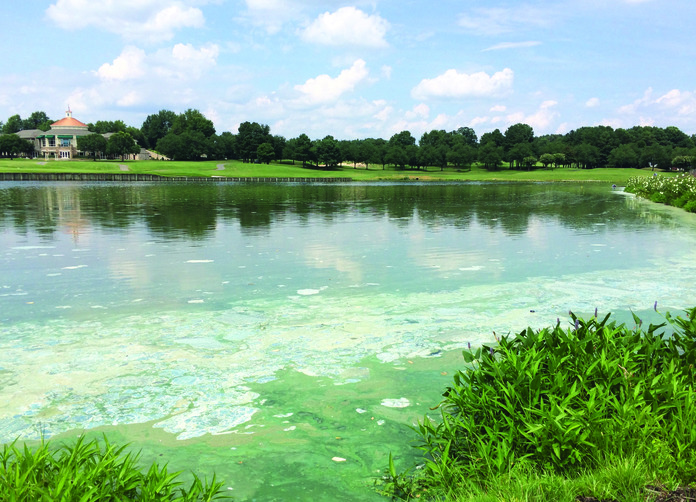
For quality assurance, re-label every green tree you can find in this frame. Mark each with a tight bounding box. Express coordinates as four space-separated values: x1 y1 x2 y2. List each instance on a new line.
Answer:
607 144 638 168
480 128 505 148
283 137 297 164
505 123 534 146
420 130 450 170
293 134 313 167
215 131 236 159
664 126 693 149
672 155 694 171
2 114 23 134
405 144 420 169
539 153 555 169
180 130 212 160
155 133 185 160
447 140 476 170
141 110 177 150
153 110 216 160
386 145 408 169
454 126 478 147
478 142 503 170
418 145 438 170
567 125 617 166
171 109 215 138
522 155 538 170
0 134 33 159
125 126 146 149
640 144 672 170
341 139 358 168
106 131 138 161
574 143 601 169
316 135 342 168
390 130 416 148
257 142 275 164
236 121 271 162
357 138 379 170
508 142 534 170
77 134 108 161
22 111 51 131
271 135 286 161
504 123 534 169
372 138 388 169
90 120 127 134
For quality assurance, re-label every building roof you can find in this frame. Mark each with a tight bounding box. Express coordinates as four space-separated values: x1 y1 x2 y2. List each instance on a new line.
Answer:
40 128 94 137
17 129 43 140
51 116 88 128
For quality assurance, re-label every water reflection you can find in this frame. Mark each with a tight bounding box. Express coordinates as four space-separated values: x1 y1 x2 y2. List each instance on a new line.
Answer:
0 182 681 241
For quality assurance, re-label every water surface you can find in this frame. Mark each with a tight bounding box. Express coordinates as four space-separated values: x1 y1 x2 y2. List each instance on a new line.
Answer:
1 182 695 500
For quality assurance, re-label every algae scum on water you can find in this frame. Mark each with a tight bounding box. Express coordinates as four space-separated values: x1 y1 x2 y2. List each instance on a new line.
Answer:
1 182 696 500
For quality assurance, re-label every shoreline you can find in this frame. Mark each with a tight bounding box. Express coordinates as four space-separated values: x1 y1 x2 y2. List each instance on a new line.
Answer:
0 172 354 183
0 172 618 184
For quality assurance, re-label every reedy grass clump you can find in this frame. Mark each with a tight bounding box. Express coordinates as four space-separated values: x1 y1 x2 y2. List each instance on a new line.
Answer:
625 172 696 211
382 307 696 500
0 435 228 501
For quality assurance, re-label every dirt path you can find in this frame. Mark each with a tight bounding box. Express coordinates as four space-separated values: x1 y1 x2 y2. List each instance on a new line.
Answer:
119 165 130 171
215 164 225 171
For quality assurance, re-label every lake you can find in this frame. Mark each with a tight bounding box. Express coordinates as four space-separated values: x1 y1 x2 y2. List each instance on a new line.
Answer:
1 181 695 500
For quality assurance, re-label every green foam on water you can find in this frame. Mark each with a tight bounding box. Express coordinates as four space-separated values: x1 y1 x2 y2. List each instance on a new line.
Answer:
1 251 694 443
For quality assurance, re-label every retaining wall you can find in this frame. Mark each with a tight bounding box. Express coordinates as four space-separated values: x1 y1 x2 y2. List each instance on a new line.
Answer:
0 173 353 183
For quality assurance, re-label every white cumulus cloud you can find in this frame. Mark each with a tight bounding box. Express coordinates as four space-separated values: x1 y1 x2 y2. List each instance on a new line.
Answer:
405 103 430 119
96 46 147 81
585 97 600 107
618 87 696 118
96 44 219 82
301 7 389 47
411 68 514 100
163 43 220 78
294 59 369 105
518 100 559 131
46 0 205 42
656 89 696 116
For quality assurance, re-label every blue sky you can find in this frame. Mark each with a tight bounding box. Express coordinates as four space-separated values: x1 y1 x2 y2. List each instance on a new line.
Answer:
1 0 695 140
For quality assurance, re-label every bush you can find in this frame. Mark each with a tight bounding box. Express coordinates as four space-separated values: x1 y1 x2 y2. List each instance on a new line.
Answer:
382 308 696 499
673 195 689 208
625 173 696 212
0 435 228 501
650 192 667 203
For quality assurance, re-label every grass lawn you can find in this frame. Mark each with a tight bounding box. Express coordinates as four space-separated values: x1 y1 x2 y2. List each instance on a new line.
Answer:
0 158 667 184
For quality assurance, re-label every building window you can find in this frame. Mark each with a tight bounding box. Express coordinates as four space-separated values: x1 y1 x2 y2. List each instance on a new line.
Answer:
60 138 71 147
48 138 55 147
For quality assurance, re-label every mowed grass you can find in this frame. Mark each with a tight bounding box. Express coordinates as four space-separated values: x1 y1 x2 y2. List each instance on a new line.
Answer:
0 158 665 184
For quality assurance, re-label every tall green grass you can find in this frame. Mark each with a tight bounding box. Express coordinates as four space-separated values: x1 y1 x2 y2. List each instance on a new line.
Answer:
381 307 696 501
0 435 228 501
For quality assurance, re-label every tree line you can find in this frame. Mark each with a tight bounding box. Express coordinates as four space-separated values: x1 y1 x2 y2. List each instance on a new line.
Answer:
2 109 696 170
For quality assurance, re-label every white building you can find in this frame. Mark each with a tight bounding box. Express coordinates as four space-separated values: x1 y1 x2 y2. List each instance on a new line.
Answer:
18 108 93 159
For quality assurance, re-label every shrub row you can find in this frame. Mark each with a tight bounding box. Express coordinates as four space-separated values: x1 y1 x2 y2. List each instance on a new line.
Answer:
625 173 696 212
